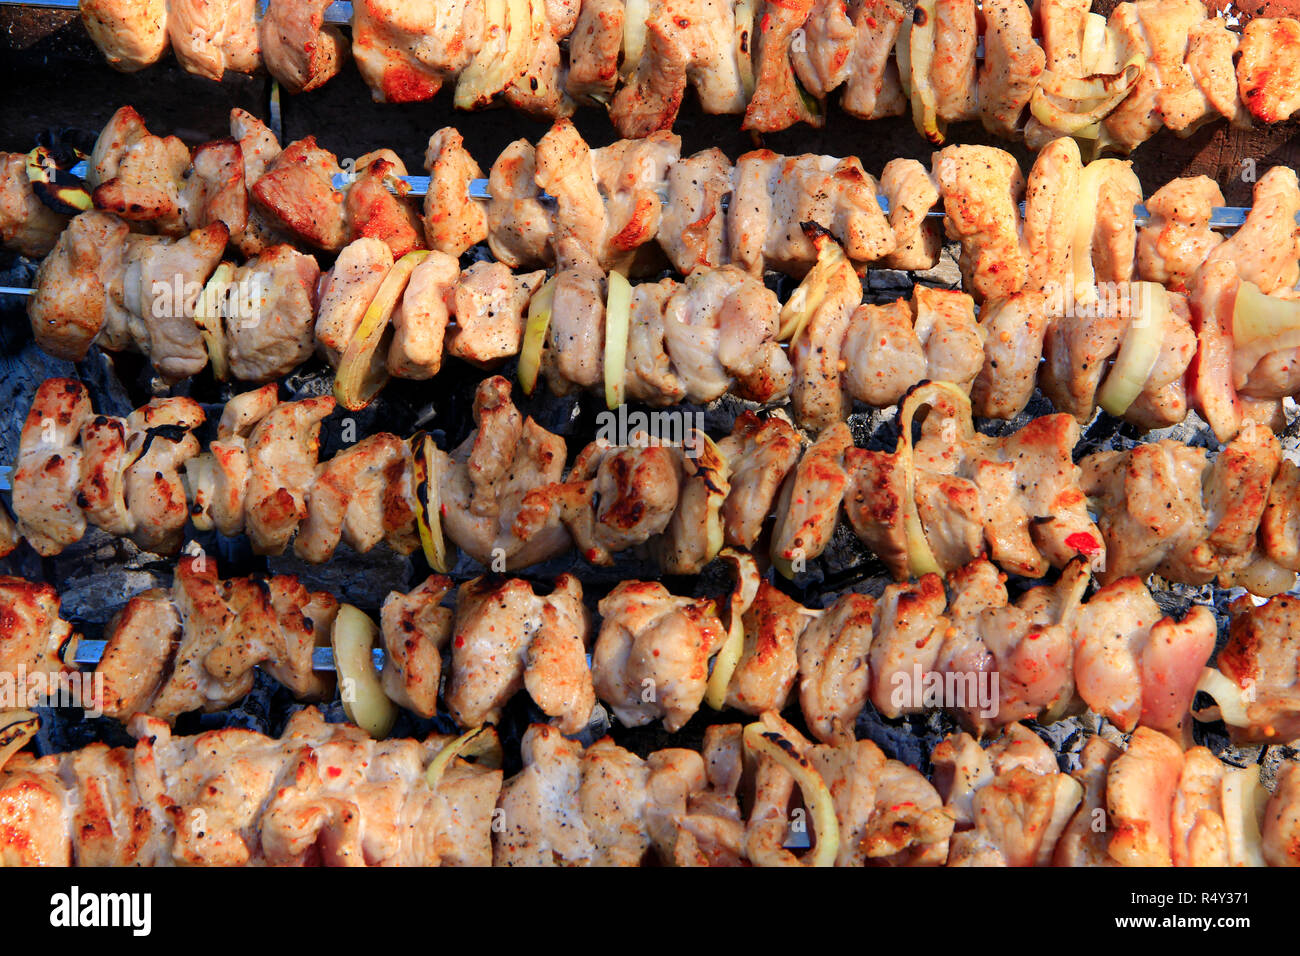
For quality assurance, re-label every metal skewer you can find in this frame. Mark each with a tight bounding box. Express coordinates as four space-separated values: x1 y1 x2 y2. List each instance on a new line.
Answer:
69 636 597 672
70 637 372 671
460 180 1255 229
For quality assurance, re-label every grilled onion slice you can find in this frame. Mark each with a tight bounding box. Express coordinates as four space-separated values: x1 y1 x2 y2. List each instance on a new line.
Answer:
1193 667 1253 730
335 250 428 412
777 227 852 346
1096 281 1167 416
906 0 944 144
1030 13 1145 140
1030 53 1144 136
518 274 557 396
697 431 730 565
743 720 840 867
1070 163 1105 302
735 0 758 100
426 725 504 789
604 269 632 410
0 710 38 773
705 549 762 710
332 604 397 739
896 14 913 99
1232 280 1300 387
25 146 92 215
194 262 234 381
1079 12 1108 69
897 381 975 577
1070 160 1140 302
411 432 450 573
456 0 526 109
622 0 651 79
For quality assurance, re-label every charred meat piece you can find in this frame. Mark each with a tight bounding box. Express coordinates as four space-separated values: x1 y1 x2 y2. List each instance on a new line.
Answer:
251 137 347 252
592 581 726 731
0 152 70 258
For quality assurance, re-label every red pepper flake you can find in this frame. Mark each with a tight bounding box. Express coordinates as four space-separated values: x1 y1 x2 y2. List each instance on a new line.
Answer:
1065 532 1100 556
454 635 465 648
760 12 772 31
327 766 342 778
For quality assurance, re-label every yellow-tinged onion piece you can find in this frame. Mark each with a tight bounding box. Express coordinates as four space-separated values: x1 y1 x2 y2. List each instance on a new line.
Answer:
1030 43 1144 138
897 381 975 577
1096 281 1167 416
1232 280 1300 387
25 146 92 215
742 720 840 867
621 0 650 79
906 0 944 144
1192 667 1253 729
604 269 632 410
1079 12 1109 69
0 710 38 773
705 548 762 709
425 725 504 789
455 0 525 110
696 431 731 566
735 0 758 100
194 261 235 382
412 432 451 573
1070 160 1140 301
1041 60 1143 104
1070 164 1105 302
518 274 558 395
335 250 429 412
332 604 398 739
777 229 852 347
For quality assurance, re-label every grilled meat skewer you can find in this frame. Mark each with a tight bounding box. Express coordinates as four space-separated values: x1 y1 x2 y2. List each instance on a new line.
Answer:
9 369 1300 620
0 543 1226 744
2 104 1276 267
9 112 1300 440
2 375 1103 582
0 702 1295 867
3 104 1292 271
8 0 1300 152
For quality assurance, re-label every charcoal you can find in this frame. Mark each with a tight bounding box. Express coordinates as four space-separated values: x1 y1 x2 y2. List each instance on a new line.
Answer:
866 269 913 294
59 563 168 630
0 336 75 466
268 542 414 611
